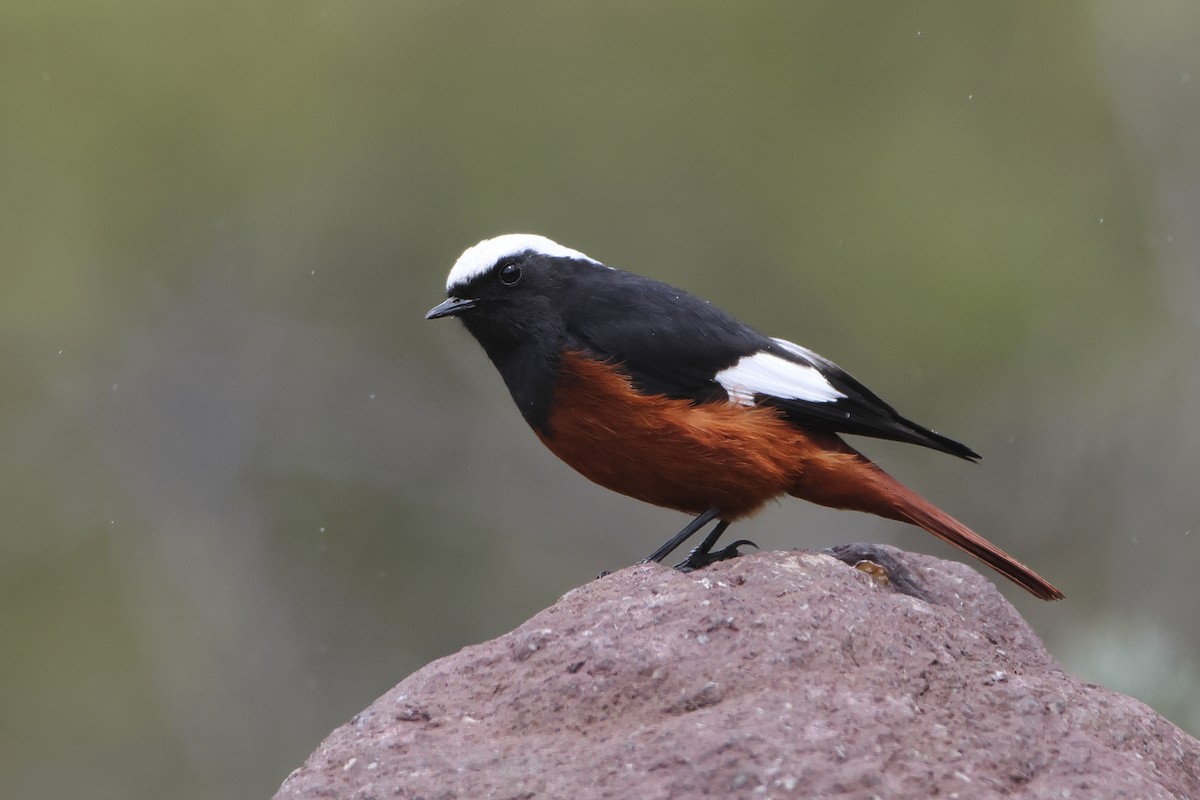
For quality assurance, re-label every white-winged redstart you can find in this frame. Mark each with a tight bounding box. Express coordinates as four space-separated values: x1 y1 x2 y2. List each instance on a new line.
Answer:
427 234 1062 600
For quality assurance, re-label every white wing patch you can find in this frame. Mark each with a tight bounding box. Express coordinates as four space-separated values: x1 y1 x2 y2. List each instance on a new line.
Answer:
716 350 846 406
446 233 607 291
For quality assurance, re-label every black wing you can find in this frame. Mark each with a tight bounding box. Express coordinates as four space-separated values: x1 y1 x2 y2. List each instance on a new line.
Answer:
561 267 764 402
760 338 980 460
559 267 979 461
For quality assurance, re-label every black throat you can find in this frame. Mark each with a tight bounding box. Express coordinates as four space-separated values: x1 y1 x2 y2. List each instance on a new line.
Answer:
461 316 563 434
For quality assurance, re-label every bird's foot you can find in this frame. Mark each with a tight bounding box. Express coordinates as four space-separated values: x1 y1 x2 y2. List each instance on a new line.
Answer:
674 539 758 572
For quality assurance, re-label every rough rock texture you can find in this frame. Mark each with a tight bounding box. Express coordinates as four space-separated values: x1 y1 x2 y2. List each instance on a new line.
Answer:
275 548 1199 799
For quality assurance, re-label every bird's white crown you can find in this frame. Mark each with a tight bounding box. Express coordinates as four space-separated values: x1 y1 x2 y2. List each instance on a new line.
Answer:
446 234 605 292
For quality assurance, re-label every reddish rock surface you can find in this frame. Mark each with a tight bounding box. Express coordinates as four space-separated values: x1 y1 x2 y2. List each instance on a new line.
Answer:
275 548 1199 799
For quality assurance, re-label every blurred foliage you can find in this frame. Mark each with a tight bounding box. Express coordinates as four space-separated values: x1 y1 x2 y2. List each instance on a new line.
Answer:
2 3 1198 798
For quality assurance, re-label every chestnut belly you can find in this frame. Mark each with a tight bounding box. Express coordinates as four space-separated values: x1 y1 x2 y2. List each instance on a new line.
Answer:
536 352 816 519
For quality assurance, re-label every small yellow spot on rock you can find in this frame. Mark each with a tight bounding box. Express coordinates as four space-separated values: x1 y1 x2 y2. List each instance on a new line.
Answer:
853 560 890 586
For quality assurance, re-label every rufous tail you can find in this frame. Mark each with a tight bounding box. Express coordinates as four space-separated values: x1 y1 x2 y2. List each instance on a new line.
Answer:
882 483 1063 600
789 438 1064 601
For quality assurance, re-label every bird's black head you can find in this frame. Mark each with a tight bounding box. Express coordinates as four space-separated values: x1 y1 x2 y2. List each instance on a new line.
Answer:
425 233 610 348
425 234 615 428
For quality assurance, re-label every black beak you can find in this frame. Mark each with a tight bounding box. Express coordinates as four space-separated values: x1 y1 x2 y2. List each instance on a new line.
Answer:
425 296 478 320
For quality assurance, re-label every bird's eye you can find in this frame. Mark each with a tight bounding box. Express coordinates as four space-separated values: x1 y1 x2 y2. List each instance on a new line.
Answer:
498 262 522 286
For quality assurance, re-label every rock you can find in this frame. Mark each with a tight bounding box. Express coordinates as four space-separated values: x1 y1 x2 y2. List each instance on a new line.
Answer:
274 548 1200 799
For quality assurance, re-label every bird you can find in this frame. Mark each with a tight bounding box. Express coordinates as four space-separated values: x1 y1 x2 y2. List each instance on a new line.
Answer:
425 233 1063 600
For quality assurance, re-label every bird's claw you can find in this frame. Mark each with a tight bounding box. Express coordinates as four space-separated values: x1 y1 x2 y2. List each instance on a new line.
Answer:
674 538 759 572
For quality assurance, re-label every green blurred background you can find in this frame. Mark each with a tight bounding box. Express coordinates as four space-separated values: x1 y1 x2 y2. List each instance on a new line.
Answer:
3 2 1199 797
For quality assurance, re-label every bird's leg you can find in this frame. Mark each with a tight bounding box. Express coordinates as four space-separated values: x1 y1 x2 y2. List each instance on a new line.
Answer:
633 507 759 574
636 506 759 572
675 520 730 568
674 520 729 571
674 524 759 572
640 507 722 564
